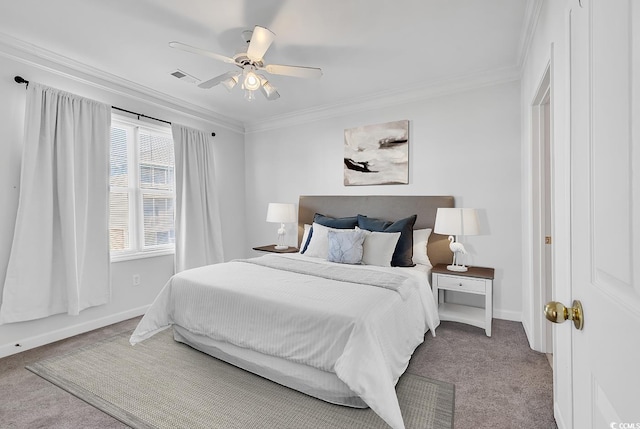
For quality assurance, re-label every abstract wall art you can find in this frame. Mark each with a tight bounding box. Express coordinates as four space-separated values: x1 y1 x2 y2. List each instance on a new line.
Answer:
343 120 409 186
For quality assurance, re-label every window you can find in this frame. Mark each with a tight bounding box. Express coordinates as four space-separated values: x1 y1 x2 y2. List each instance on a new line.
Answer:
109 116 175 260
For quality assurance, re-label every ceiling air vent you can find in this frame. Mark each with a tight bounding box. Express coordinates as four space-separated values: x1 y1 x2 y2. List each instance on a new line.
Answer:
170 69 200 84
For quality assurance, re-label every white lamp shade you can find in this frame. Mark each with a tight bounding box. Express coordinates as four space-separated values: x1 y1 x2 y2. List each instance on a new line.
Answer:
434 208 480 236
266 203 296 223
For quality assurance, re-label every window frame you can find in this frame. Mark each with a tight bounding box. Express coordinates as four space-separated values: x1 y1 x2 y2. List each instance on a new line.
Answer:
110 115 176 262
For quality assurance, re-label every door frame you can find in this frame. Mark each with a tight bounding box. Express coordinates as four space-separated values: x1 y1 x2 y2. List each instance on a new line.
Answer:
530 63 553 354
525 32 574 428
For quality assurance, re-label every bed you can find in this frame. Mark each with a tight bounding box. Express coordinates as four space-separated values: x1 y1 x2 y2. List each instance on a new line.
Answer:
130 195 454 429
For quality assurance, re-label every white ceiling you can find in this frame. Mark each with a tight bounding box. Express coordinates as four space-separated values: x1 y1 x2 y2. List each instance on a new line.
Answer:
0 0 532 128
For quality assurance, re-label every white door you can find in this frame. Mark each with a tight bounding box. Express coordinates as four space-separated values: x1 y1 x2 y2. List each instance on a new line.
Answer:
566 0 640 427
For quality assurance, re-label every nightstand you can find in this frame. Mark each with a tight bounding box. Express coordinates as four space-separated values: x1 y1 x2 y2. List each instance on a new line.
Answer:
431 263 495 336
252 245 300 253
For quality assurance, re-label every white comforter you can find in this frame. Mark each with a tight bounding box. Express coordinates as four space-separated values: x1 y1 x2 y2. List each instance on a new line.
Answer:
130 253 440 429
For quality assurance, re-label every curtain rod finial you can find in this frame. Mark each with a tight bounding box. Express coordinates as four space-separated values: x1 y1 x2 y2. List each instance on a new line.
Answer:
14 76 29 85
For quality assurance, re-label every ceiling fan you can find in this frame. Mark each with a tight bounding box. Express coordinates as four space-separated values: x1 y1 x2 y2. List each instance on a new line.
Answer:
170 26 323 101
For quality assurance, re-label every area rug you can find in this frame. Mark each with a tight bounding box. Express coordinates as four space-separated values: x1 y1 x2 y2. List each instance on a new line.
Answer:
26 328 454 429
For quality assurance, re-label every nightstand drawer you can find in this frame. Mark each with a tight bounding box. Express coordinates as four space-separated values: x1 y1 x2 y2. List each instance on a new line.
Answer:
435 274 486 294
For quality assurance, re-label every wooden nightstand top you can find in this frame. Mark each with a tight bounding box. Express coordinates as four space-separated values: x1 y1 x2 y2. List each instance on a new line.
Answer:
432 263 495 279
252 245 300 254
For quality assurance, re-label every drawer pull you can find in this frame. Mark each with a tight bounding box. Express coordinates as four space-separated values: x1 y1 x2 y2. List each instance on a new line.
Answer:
458 283 463 287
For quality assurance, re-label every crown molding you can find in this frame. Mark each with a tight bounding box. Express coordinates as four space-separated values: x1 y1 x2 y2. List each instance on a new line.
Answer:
244 65 521 134
516 0 544 72
0 32 244 134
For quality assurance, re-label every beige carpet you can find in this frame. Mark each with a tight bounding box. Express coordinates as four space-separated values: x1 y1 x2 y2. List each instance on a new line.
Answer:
26 328 454 429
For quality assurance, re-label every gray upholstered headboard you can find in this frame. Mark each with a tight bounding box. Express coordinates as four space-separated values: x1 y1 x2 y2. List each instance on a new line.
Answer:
298 195 455 267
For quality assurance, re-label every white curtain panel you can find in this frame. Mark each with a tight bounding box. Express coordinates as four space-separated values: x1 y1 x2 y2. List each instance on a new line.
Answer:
0 83 111 323
172 124 224 272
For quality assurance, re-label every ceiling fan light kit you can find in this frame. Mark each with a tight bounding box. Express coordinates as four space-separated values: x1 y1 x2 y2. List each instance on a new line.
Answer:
221 74 239 92
170 25 322 102
244 89 256 101
259 77 279 100
242 68 261 91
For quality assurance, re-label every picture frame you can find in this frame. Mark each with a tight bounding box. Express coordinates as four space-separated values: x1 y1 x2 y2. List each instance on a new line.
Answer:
344 120 409 186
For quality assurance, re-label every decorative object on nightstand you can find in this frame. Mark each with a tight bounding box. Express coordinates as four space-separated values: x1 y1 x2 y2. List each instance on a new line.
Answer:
434 207 480 272
266 203 297 250
252 244 299 253
432 263 495 336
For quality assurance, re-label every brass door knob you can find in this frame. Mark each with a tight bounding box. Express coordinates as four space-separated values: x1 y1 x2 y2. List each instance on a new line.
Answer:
544 300 584 330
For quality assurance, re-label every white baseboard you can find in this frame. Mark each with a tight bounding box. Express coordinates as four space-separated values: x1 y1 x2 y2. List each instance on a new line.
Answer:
493 308 522 322
554 402 566 429
0 305 149 359
522 316 535 348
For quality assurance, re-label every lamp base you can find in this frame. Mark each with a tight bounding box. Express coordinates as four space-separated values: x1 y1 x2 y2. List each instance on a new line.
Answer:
274 245 289 250
447 264 468 272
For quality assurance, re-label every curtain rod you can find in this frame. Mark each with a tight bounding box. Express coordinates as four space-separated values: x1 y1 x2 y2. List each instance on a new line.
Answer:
14 76 216 137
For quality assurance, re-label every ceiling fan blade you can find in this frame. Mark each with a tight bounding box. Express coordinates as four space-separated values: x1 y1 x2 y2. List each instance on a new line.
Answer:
169 42 235 64
246 26 276 62
198 71 239 89
262 64 323 79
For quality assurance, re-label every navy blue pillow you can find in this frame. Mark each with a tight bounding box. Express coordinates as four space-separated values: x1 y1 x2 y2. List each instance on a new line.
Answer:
357 214 417 267
301 213 359 253
313 213 359 229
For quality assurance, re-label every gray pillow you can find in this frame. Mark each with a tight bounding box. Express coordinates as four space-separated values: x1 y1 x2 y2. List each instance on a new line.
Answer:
327 229 366 264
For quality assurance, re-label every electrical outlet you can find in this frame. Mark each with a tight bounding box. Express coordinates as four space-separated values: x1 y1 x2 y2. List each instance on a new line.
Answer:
132 274 141 286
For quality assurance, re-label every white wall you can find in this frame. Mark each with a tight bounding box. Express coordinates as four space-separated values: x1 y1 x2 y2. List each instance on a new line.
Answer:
245 80 523 320
0 53 246 357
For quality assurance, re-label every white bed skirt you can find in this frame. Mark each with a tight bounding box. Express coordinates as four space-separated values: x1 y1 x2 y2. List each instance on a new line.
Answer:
173 325 368 408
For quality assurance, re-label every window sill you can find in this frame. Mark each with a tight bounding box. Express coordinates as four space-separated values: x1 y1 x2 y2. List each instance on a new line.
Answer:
111 248 174 263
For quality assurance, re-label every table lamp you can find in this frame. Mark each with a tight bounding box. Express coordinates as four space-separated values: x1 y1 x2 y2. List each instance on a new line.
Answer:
266 203 297 250
434 208 480 272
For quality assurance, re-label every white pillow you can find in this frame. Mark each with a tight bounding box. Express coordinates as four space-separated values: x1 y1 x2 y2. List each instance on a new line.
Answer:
304 223 353 258
412 228 433 267
359 228 401 267
299 224 312 253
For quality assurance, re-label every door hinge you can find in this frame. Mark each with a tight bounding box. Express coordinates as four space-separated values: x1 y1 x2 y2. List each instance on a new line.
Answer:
545 236 552 245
